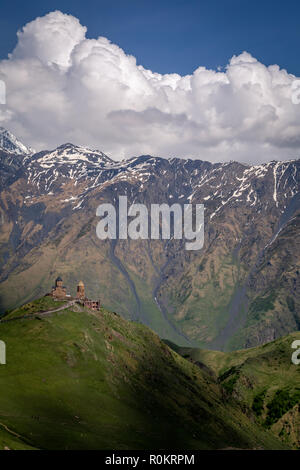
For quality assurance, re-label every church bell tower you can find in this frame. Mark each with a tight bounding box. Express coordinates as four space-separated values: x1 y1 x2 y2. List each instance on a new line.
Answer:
76 280 85 300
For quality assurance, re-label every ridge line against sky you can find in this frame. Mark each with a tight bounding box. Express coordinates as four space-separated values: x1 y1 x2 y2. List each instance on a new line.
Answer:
0 9 300 164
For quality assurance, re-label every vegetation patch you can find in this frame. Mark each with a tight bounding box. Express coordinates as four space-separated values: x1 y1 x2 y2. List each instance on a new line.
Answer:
265 389 300 428
219 365 239 382
252 389 266 417
248 290 277 322
76 218 94 240
218 366 240 395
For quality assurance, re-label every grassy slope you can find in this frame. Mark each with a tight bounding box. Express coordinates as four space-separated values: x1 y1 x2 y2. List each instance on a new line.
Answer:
166 332 300 448
0 425 37 450
2 297 65 320
0 298 286 450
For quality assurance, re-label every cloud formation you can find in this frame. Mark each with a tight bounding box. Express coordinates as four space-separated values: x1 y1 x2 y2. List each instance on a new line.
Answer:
0 10 299 163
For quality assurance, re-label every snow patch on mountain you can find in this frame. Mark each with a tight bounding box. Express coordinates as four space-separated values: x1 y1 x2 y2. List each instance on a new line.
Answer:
0 127 34 155
35 143 112 167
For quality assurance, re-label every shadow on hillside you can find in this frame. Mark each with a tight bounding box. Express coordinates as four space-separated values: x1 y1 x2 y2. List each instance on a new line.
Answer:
132 340 248 450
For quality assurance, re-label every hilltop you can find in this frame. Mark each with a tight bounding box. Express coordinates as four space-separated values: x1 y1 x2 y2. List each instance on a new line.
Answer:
0 297 291 450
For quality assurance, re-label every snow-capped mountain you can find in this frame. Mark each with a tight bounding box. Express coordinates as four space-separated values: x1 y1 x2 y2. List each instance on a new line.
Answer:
32 143 113 167
0 127 34 155
0 127 299 351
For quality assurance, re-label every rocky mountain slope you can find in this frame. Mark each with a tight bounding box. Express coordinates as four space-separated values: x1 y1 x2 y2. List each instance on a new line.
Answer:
0 128 299 350
0 297 292 450
0 127 33 156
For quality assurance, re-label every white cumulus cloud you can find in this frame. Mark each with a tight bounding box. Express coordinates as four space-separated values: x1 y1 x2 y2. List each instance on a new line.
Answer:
0 10 299 163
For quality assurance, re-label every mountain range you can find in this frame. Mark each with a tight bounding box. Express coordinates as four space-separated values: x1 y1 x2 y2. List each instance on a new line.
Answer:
0 128 299 351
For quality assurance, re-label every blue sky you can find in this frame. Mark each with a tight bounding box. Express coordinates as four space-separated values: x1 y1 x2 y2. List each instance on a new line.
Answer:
0 0 299 76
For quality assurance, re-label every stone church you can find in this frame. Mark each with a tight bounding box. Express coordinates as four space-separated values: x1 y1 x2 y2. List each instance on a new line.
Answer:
50 276 100 311
51 277 67 299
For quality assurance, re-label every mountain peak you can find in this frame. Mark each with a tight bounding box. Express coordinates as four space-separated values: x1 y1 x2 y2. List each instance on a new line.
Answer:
33 142 113 168
56 143 77 150
0 127 34 155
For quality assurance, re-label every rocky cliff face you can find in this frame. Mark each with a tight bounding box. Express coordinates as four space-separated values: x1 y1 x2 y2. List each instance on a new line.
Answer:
0 129 299 350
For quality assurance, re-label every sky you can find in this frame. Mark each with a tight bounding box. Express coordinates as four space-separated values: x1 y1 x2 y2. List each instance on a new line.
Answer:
1 0 300 77
0 0 300 163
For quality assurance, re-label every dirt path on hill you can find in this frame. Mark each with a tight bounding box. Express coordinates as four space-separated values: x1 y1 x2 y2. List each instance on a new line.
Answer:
0 301 75 324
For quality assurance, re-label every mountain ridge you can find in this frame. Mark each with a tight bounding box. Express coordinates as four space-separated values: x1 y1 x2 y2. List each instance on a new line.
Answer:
1 126 299 169
0 127 299 351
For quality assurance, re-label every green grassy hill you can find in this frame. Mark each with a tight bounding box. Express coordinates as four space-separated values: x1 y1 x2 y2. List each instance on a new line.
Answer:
165 332 300 449
0 297 290 450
